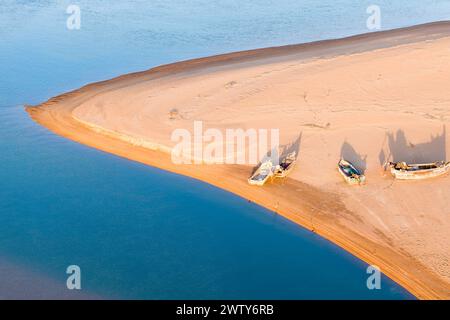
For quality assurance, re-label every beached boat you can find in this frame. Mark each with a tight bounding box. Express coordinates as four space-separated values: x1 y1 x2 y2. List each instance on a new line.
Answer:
248 160 274 186
388 161 450 180
274 152 297 178
338 159 366 185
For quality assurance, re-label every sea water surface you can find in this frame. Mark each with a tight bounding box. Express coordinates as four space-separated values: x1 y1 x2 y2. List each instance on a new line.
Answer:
2 0 447 299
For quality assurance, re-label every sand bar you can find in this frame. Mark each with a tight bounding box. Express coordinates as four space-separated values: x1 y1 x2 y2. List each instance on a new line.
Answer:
27 22 450 299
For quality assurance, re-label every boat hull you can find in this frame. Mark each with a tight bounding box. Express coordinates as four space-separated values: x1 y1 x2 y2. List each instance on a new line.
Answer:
247 176 271 186
274 163 295 178
389 162 450 180
338 167 365 185
248 161 274 186
338 159 365 185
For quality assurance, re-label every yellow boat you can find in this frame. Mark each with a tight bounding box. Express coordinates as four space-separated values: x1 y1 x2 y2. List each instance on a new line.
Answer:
248 160 274 186
274 152 297 178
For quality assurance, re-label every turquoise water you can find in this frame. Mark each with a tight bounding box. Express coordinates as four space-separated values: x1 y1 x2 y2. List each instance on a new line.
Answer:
2 0 446 299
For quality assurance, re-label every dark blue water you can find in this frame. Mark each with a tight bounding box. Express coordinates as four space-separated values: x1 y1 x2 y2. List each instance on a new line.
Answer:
2 0 444 299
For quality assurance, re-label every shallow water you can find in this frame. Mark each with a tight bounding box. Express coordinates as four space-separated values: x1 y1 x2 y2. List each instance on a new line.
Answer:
1 0 445 299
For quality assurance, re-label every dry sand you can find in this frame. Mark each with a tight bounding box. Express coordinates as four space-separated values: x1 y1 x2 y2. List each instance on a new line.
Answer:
27 22 450 299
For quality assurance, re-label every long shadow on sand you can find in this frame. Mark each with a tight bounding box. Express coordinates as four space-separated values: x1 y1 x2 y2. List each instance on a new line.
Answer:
379 125 446 165
340 141 367 173
251 133 302 174
280 133 302 160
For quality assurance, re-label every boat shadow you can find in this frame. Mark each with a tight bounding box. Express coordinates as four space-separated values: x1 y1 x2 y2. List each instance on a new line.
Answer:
340 141 367 173
280 133 302 160
379 125 447 165
251 133 302 174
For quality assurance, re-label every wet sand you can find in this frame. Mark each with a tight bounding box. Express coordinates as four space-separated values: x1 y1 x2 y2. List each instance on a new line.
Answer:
27 22 450 299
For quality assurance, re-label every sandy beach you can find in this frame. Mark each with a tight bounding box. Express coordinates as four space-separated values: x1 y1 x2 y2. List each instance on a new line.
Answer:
27 22 450 299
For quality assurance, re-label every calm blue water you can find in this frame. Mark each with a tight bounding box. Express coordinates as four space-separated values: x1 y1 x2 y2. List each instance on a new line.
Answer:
2 0 446 299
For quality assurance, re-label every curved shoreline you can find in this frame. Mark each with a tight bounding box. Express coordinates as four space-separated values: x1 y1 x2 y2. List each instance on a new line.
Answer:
27 22 450 299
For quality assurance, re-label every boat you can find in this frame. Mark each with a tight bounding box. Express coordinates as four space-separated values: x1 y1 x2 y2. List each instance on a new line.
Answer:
274 151 297 178
248 160 274 186
388 161 450 180
338 159 366 185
